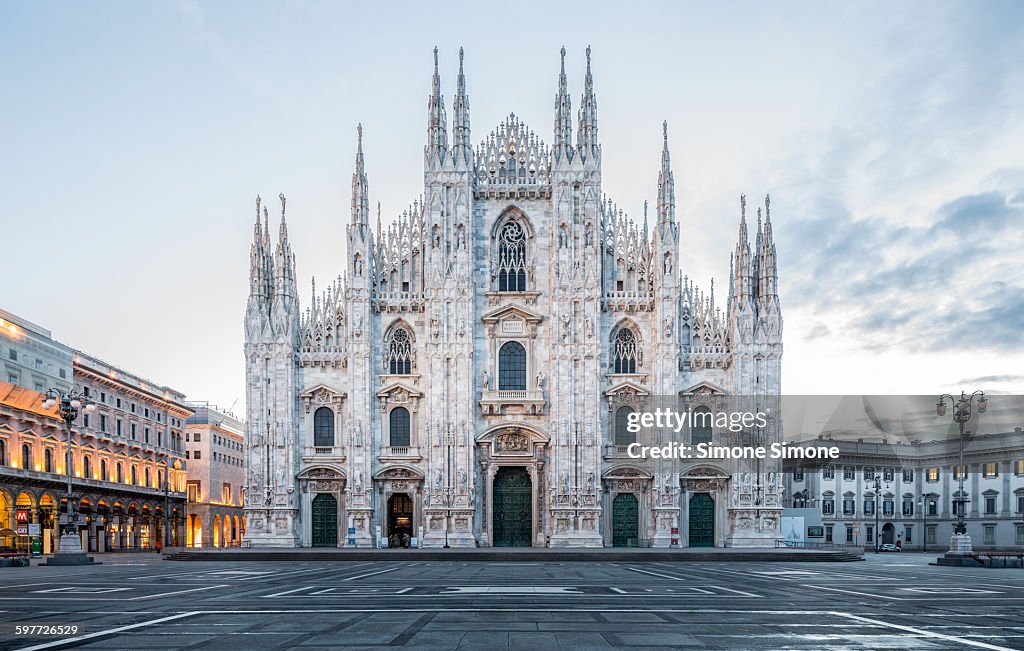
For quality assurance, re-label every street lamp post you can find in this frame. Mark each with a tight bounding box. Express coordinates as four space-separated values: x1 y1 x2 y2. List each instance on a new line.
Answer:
936 390 987 556
162 458 182 550
442 487 453 549
163 460 171 549
867 473 888 553
41 387 96 564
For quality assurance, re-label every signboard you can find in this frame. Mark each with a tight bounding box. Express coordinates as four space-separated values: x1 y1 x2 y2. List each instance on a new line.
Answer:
781 516 805 544
15 510 28 535
28 524 41 536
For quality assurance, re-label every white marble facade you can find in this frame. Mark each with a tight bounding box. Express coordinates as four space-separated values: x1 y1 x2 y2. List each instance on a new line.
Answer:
243 47 784 548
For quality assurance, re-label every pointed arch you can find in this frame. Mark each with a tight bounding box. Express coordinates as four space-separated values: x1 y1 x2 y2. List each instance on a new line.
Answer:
609 319 642 373
491 207 534 292
383 319 415 374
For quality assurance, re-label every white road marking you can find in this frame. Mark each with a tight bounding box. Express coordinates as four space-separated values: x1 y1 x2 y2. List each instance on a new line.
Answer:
710 585 760 597
610 587 715 595
306 587 412 595
623 567 684 581
443 586 581 594
261 585 315 598
34 587 132 594
343 567 399 581
804 584 1022 601
237 566 340 581
841 613 1017 651
130 584 230 600
14 611 200 651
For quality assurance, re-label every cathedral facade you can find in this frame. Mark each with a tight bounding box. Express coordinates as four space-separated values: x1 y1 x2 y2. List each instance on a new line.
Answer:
243 47 784 548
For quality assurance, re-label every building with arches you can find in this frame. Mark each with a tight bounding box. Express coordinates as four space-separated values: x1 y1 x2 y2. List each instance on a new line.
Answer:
243 47 783 548
0 369 189 553
183 403 246 548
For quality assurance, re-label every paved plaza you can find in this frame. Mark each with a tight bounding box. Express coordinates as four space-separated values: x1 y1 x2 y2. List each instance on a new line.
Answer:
0 553 1022 650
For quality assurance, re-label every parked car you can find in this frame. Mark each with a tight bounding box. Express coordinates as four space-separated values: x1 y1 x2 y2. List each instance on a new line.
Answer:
879 543 901 552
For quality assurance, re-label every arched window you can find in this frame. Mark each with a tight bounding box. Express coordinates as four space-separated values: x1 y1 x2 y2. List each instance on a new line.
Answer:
313 407 335 447
101 459 108 481
389 407 411 447
385 326 413 375
44 448 53 473
131 465 138 485
497 221 527 291
145 468 151 487
614 406 635 446
498 341 527 390
21 444 31 470
116 462 123 483
612 328 638 374
83 455 91 479
0 439 5 466
691 406 713 445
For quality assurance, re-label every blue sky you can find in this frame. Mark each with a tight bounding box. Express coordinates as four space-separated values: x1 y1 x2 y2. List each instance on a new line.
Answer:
2 1 1022 411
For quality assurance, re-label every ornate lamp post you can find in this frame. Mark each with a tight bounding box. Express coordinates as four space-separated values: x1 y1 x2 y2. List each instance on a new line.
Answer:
866 473 889 552
163 458 182 550
41 387 95 564
441 487 454 548
936 390 986 556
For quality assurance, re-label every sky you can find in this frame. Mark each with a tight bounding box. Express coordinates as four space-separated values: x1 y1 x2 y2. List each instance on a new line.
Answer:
2 1 1022 413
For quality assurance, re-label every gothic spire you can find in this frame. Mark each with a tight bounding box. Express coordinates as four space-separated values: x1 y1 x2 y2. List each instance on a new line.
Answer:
758 194 778 302
275 192 294 290
249 194 270 300
426 46 448 164
451 46 472 166
351 124 370 230
733 194 752 303
553 46 573 162
656 121 675 227
576 45 598 161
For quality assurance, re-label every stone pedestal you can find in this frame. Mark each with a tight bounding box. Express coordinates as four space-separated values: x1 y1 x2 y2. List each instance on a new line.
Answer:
724 508 783 547
57 533 82 553
422 510 476 548
43 534 98 565
547 509 603 548
947 532 973 554
934 533 981 566
242 509 301 548
651 508 678 548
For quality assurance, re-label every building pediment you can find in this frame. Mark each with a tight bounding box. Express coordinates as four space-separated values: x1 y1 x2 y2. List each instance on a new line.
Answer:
297 464 347 480
680 381 727 396
604 380 650 400
476 423 549 455
602 465 652 480
376 381 422 410
682 465 730 481
299 384 347 413
481 303 544 325
374 464 424 480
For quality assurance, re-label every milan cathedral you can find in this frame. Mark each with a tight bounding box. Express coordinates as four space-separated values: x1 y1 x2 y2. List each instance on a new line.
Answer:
243 47 784 548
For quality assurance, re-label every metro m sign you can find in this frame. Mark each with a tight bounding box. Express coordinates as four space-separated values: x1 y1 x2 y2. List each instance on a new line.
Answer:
15 510 28 524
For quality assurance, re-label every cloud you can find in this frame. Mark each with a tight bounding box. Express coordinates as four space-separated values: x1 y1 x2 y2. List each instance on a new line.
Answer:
931 191 1020 236
780 186 1024 356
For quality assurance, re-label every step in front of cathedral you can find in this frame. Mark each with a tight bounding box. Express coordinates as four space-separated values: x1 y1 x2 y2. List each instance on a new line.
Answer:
166 547 863 562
